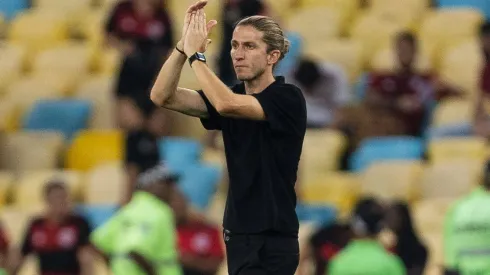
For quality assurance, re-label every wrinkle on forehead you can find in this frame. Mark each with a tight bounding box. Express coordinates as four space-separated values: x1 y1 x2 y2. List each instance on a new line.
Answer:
232 25 264 44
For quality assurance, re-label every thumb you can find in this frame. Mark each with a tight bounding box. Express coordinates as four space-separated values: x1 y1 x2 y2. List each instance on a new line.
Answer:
206 20 218 33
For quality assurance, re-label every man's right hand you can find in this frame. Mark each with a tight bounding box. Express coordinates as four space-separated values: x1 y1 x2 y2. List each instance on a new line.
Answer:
177 0 209 52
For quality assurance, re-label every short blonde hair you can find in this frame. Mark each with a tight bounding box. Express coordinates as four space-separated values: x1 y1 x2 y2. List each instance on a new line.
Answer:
236 16 290 63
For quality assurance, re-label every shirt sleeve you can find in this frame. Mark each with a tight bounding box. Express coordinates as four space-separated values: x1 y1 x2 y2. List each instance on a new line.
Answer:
208 227 225 258
20 221 35 256
197 90 223 130
391 256 407 275
252 85 306 135
90 213 121 255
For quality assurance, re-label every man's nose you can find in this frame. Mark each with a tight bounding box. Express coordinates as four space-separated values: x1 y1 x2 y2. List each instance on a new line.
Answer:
232 48 245 60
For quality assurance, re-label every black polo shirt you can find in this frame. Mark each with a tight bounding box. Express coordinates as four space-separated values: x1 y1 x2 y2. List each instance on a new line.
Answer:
197 76 306 236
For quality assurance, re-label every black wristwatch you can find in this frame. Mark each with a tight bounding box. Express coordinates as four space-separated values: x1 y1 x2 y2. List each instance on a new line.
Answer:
189 52 206 67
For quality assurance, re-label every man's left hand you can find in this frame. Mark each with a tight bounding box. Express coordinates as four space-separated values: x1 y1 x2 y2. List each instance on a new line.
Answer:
184 9 217 56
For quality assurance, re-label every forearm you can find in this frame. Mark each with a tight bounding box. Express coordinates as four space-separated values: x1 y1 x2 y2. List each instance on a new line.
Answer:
192 61 236 112
150 48 188 106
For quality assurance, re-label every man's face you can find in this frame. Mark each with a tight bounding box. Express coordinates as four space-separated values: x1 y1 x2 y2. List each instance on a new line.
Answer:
231 25 274 81
46 188 70 217
395 40 415 68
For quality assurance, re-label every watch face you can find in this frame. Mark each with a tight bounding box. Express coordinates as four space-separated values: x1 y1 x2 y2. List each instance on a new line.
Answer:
196 53 206 61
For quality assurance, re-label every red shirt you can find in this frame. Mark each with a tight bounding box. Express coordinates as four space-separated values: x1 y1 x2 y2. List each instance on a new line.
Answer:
368 72 434 101
177 221 225 275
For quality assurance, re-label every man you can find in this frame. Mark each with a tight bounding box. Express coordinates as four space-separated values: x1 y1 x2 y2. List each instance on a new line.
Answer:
443 160 490 275
11 180 93 275
328 198 406 275
150 1 306 274
171 190 225 275
90 165 182 275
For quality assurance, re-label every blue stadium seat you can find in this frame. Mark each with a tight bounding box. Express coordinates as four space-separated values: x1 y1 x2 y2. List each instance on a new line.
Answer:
0 0 28 20
437 0 490 19
349 137 425 171
296 203 337 227
158 137 203 175
274 31 303 76
178 164 222 210
23 100 92 140
75 204 119 230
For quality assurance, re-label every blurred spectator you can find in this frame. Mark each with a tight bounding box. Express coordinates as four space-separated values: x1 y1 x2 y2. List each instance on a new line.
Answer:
91 165 182 275
218 0 268 86
11 181 93 275
297 223 352 275
385 201 428 275
443 160 490 275
328 198 406 275
334 31 458 158
171 190 225 275
288 58 351 128
105 0 174 125
0 223 9 275
474 21 490 138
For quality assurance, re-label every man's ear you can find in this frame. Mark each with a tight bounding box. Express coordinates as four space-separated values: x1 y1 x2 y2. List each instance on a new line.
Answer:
267 50 281 65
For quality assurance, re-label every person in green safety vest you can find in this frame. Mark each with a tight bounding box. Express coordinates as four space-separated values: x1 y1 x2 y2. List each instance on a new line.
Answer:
444 160 490 275
328 197 406 275
91 165 183 275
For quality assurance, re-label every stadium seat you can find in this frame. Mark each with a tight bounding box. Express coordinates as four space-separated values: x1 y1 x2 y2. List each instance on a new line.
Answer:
370 45 432 73
303 38 362 82
431 99 475 128
299 0 360 33
349 137 425 171
300 171 359 217
66 130 123 171
179 164 222 210
0 14 4 37
0 172 13 206
296 203 337 226
32 43 92 93
437 0 490 20
0 43 26 94
84 162 125 204
0 102 16 131
78 9 106 44
301 129 347 183
32 0 93 31
349 11 405 66
8 10 70 54
419 8 484 66
428 137 487 163
13 170 83 210
423 232 444 266
159 137 203 175
274 32 303 77
439 40 484 97
0 0 29 20
0 207 38 245
23 100 92 140
414 197 455 234
286 7 341 47
96 48 122 76
0 131 64 171
75 204 119 230
360 160 424 202
421 159 483 199
74 76 116 129
368 0 429 30
261 0 297 22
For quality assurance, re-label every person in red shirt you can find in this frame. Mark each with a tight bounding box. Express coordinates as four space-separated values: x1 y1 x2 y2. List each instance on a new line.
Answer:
170 190 225 275
10 180 93 275
474 21 490 138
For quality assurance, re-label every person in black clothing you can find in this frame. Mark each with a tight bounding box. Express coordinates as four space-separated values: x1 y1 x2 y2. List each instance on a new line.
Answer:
385 201 428 275
150 1 306 274
11 181 93 275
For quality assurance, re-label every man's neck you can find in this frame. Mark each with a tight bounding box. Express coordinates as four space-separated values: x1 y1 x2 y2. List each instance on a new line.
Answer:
244 73 276 95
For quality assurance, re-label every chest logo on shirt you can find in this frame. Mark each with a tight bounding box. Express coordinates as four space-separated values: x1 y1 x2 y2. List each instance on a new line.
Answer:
190 233 211 254
32 230 47 248
58 228 77 248
121 17 137 32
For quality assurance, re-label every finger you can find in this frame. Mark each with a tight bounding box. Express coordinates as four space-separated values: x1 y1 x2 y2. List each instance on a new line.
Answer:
206 20 218 34
187 0 207 13
201 11 207 34
195 10 202 31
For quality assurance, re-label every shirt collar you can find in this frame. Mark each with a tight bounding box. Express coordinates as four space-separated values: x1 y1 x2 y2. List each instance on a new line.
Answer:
132 191 168 208
233 75 285 94
348 239 384 250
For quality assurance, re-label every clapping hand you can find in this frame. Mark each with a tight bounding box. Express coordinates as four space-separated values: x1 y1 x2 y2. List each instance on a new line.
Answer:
183 5 217 56
177 0 217 55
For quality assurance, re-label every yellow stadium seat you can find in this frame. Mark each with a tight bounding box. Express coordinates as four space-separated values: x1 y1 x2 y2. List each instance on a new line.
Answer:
360 160 424 202
349 11 405 66
66 130 124 171
300 129 347 183
301 171 359 217
299 0 360 33
421 160 483 199
32 0 93 33
368 0 429 30
78 9 107 46
0 131 64 172
370 45 432 73
286 7 341 47
423 232 444 266
262 0 297 20
439 40 485 97
96 48 122 76
0 101 17 131
0 14 4 37
0 43 26 94
303 38 363 82
414 197 455 234
8 10 70 54
85 162 125 204
74 76 116 129
13 170 83 210
432 99 475 127
419 9 484 66
428 137 487 163
0 207 40 245
0 171 14 206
